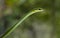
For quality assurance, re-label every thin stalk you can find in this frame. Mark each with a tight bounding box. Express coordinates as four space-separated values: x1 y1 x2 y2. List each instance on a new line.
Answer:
0 0 7 35
51 0 56 38
0 9 44 38
29 25 36 38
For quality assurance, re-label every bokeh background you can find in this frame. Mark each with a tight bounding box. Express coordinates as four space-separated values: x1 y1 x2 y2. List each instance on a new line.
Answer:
0 0 60 38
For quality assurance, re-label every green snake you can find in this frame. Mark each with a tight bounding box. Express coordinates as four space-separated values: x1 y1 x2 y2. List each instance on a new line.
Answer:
0 8 44 38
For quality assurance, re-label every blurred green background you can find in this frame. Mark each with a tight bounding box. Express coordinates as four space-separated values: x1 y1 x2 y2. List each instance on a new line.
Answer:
0 0 60 38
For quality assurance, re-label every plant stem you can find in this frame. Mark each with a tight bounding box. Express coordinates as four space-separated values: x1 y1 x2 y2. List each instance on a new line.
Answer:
50 0 56 38
0 9 44 38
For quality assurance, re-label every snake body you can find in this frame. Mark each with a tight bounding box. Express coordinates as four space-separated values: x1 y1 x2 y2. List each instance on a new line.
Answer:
0 9 44 38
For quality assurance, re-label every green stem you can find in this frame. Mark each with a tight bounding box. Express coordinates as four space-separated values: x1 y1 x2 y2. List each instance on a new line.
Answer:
0 9 44 38
50 0 56 38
